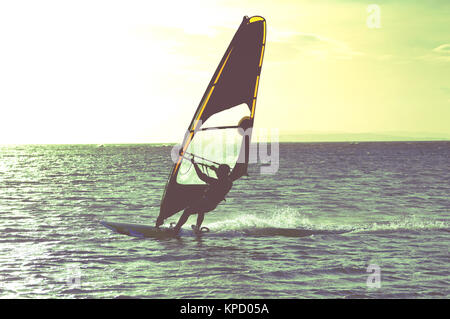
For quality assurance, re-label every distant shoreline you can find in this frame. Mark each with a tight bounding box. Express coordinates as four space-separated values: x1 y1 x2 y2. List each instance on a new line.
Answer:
1 140 449 146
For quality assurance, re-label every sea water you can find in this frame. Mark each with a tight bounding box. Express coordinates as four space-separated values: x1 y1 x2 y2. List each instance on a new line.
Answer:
0 142 448 298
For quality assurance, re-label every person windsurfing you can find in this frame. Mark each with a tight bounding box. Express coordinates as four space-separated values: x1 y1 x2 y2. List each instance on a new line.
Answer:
170 157 233 234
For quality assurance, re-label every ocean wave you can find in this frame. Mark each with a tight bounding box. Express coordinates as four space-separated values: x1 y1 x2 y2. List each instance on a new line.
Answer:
204 208 449 237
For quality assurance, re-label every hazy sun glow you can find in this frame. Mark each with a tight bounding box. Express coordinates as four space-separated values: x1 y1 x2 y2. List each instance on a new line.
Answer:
0 0 449 144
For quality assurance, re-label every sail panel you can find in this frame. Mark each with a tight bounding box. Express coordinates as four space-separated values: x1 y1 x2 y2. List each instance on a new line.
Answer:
198 22 264 124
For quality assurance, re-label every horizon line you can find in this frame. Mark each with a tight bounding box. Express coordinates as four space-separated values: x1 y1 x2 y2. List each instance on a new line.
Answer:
1 139 449 146
2 131 450 146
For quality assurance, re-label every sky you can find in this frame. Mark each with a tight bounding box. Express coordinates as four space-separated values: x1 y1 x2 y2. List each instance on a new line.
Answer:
0 0 449 144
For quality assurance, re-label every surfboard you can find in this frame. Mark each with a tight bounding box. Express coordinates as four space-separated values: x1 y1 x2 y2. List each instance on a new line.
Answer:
101 220 349 238
100 220 211 238
100 220 179 238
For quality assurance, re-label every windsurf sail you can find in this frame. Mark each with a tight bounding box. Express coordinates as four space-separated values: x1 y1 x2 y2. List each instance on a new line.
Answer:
157 16 266 225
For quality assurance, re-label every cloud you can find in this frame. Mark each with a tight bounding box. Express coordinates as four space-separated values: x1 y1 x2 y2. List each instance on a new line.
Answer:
418 43 450 62
433 44 450 54
268 29 363 61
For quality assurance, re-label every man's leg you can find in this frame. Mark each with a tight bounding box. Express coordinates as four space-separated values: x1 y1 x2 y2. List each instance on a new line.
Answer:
173 208 194 234
196 213 205 229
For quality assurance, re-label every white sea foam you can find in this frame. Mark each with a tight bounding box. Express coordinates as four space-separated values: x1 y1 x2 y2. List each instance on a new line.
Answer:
353 215 448 233
207 207 314 231
206 207 448 235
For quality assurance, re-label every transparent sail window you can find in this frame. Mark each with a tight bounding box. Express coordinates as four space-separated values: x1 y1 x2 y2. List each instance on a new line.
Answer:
176 127 244 185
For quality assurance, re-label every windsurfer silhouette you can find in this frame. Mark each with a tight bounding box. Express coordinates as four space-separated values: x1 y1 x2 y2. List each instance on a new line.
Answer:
171 157 233 234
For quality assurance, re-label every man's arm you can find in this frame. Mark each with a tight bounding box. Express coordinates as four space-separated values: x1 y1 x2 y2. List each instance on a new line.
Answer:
229 162 248 182
192 159 216 184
